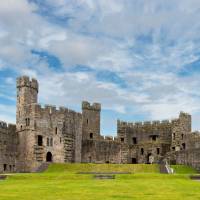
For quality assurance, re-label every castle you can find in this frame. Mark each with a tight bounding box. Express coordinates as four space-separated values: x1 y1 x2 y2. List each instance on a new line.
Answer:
1 76 200 173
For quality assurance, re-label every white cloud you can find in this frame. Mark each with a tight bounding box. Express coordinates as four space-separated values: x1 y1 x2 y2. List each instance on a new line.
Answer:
1 0 200 133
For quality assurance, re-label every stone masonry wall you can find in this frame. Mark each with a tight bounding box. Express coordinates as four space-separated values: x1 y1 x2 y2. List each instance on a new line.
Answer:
16 76 82 172
117 119 172 164
81 136 121 163
0 121 18 173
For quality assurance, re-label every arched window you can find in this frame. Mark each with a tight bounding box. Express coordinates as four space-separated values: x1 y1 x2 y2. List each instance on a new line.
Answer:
46 152 53 162
25 118 30 126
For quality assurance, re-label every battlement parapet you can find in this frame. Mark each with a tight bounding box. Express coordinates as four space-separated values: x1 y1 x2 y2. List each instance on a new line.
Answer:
171 119 179 124
161 120 170 124
82 101 101 111
101 135 119 142
118 118 174 129
17 76 38 92
0 121 16 133
143 121 151 125
31 103 79 116
179 111 191 118
152 120 160 125
0 121 8 129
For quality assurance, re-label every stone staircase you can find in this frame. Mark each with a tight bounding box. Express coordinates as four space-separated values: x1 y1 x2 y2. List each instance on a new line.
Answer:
160 160 174 174
63 135 74 162
35 162 50 173
34 145 44 162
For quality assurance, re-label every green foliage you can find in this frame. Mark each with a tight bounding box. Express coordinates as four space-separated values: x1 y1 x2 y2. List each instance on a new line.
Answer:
171 165 198 174
0 164 200 200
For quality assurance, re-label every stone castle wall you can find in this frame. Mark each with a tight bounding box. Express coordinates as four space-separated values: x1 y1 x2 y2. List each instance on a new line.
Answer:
0 121 18 173
1 75 200 172
81 136 121 163
16 76 82 172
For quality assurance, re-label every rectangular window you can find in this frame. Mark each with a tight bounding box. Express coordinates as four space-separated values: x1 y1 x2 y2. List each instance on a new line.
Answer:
141 148 144 155
3 164 7 171
121 138 124 142
157 148 160 155
132 137 137 144
38 135 43 146
90 133 93 139
150 135 158 141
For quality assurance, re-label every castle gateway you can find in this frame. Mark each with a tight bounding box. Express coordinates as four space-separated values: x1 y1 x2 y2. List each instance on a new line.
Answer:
1 76 200 172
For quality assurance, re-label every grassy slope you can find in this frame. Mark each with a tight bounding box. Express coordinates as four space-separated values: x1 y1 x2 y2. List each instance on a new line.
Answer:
0 164 199 200
171 165 198 174
46 163 159 173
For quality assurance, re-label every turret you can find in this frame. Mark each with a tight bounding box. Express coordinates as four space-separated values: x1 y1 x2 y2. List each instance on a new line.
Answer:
82 101 101 140
16 76 38 128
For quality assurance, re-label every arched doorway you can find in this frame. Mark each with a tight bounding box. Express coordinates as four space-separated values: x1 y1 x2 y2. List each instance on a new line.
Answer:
147 153 151 164
46 152 53 162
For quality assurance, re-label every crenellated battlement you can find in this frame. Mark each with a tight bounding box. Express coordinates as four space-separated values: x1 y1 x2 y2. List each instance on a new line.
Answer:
0 121 8 129
100 135 119 142
17 76 38 92
82 101 101 111
0 121 16 132
117 118 173 129
31 103 82 116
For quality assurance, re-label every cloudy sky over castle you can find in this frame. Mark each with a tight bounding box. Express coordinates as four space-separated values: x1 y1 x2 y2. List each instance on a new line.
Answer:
1 0 200 134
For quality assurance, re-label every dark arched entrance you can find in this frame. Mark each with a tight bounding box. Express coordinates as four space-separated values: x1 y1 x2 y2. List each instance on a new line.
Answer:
46 152 53 162
147 153 151 164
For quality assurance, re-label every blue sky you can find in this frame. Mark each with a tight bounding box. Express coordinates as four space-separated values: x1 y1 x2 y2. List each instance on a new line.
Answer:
1 0 200 135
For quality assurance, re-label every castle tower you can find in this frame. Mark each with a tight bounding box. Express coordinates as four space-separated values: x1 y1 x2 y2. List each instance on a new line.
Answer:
16 76 38 130
16 76 38 172
82 101 101 140
171 112 192 152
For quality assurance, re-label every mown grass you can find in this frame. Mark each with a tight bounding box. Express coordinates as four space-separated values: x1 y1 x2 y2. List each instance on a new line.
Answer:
46 163 159 173
171 165 198 174
0 164 200 200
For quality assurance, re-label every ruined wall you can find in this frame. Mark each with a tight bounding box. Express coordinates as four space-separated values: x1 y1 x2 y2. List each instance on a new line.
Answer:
0 121 18 173
81 136 121 163
171 112 191 151
166 130 200 169
117 119 173 164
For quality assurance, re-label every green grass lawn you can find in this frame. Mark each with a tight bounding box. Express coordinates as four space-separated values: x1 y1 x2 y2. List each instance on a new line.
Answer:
170 165 198 174
0 164 200 200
